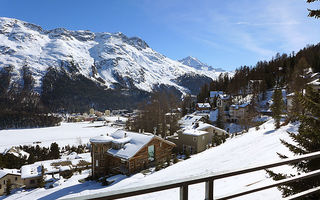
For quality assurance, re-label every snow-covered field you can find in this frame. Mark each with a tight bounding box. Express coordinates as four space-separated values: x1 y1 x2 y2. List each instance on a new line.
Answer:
1 119 297 200
0 121 118 153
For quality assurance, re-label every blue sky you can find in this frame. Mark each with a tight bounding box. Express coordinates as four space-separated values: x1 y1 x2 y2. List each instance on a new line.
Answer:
1 0 320 70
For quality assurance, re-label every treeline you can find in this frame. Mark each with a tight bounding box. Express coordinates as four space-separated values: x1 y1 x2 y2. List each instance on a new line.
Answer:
0 65 61 129
197 43 320 101
127 91 180 138
40 61 149 112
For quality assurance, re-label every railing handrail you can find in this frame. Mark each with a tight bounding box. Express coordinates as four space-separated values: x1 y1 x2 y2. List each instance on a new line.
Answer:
62 151 320 200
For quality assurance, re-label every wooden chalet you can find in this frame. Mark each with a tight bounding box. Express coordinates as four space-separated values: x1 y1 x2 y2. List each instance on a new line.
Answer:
90 130 175 177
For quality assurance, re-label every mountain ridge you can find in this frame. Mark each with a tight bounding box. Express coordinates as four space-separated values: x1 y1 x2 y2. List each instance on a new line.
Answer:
0 17 229 110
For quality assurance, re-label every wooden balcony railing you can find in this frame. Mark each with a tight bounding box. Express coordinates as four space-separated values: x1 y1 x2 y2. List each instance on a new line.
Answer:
62 151 320 200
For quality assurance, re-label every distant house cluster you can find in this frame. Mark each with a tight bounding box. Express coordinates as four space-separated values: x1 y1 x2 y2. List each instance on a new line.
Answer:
0 152 90 195
286 72 320 112
196 91 250 124
168 121 227 154
0 169 23 196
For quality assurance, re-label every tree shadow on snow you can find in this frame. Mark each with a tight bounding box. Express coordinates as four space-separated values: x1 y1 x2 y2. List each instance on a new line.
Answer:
264 130 276 135
38 181 103 200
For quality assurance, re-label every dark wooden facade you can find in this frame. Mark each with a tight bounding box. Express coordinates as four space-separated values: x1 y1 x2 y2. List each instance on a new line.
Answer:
91 137 175 177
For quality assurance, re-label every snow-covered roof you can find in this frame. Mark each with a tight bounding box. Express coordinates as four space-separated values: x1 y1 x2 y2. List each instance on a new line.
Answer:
107 130 154 160
112 137 131 144
210 91 223 98
21 153 91 179
196 122 214 131
21 164 42 179
2 147 30 159
183 129 208 136
218 94 230 100
89 135 113 143
197 103 211 108
0 168 21 179
179 114 205 128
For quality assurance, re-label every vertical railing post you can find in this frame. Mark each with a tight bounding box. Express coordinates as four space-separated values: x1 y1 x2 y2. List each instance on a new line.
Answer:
205 179 214 200
180 184 189 200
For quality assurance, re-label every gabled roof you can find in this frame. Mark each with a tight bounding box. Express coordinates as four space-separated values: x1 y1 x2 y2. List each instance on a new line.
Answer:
89 135 113 143
218 94 230 100
183 129 208 136
106 130 175 160
0 168 21 179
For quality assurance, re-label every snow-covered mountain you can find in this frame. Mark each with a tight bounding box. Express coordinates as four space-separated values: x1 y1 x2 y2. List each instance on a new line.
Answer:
0 17 226 95
179 56 226 73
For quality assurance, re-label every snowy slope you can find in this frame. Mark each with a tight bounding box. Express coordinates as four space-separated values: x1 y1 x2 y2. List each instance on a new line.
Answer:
0 17 226 94
0 121 118 153
2 119 297 200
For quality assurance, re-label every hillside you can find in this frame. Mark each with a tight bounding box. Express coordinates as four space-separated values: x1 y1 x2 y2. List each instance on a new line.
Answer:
0 17 230 111
1 119 297 200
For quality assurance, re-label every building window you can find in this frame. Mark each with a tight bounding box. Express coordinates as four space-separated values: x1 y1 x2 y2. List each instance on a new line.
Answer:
96 160 99 167
193 137 197 142
30 180 35 184
3 180 5 184
15 177 18 181
148 145 155 161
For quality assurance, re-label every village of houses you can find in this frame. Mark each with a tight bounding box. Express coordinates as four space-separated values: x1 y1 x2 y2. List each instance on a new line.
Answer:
1 74 319 196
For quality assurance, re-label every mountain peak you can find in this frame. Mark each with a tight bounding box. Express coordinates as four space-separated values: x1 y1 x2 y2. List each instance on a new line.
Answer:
179 56 226 73
179 56 210 70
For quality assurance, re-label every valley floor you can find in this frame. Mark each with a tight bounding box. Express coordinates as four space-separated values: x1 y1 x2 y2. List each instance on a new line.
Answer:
0 119 298 200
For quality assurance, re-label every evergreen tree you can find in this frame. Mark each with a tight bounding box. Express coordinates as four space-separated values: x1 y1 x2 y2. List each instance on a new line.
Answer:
267 86 320 198
271 87 284 129
216 109 225 129
307 0 320 18
38 165 45 188
288 92 303 122
49 142 60 159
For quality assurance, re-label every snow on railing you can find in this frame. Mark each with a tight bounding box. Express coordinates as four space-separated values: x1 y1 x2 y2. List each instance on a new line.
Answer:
62 151 320 200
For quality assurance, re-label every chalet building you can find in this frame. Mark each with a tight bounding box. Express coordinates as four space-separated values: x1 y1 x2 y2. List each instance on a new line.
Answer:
229 103 249 123
196 103 211 112
217 94 231 111
209 91 223 104
168 122 227 154
20 152 90 188
21 165 43 188
90 130 175 177
0 169 23 195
